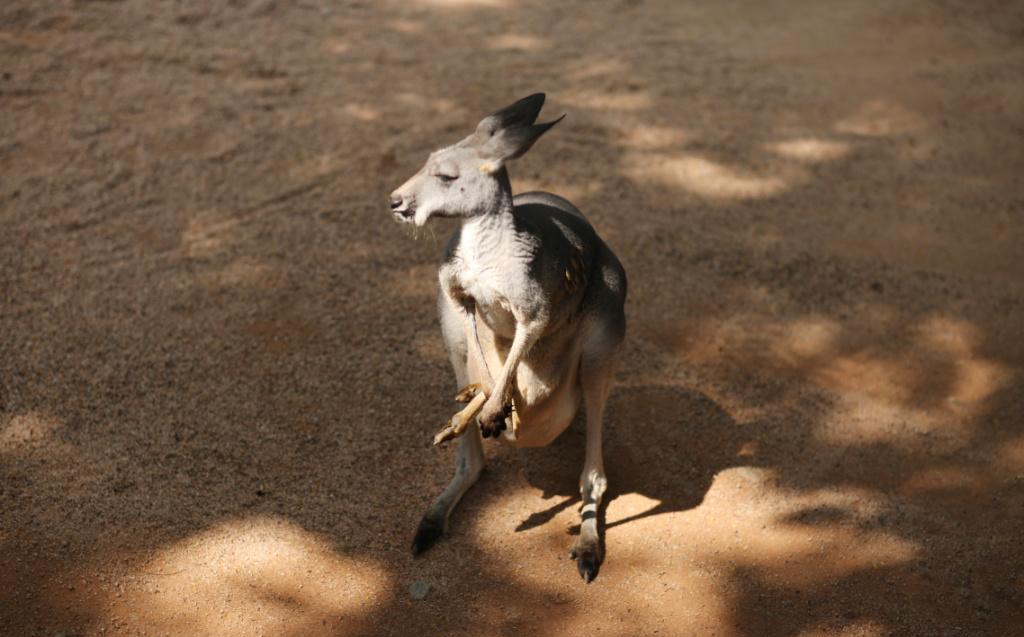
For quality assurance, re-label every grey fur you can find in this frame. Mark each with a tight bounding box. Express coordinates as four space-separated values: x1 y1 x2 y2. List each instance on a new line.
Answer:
390 93 626 582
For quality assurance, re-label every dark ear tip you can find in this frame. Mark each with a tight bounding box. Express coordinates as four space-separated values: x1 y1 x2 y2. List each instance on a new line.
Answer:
520 92 547 111
536 113 566 131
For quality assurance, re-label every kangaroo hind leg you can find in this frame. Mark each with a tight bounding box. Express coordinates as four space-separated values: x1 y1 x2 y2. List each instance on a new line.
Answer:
411 294 486 555
570 318 623 582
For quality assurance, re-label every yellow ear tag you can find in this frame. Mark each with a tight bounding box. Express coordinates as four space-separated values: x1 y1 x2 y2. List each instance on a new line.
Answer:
479 162 495 174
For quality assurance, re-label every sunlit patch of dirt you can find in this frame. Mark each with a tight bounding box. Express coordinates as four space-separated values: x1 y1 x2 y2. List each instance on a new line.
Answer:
767 138 851 162
565 90 654 112
641 311 1015 433
387 20 422 35
341 103 380 122
617 125 690 150
323 38 350 54
694 477 921 588
414 0 505 8
57 516 389 637
465 465 921 636
488 34 547 52
0 410 62 447
625 152 800 200
997 436 1024 474
834 99 926 136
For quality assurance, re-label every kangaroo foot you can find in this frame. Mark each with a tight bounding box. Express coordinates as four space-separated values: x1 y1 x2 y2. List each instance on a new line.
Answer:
433 390 488 446
570 536 603 583
454 383 483 403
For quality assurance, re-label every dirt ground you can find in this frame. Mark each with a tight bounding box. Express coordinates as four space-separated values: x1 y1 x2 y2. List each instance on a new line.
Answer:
2 0 1023 635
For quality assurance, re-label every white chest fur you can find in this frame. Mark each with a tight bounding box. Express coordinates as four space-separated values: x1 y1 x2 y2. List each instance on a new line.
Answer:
456 214 531 339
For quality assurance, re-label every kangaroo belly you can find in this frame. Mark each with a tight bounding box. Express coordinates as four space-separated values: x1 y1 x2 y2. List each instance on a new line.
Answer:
507 367 580 447
474 321 582 448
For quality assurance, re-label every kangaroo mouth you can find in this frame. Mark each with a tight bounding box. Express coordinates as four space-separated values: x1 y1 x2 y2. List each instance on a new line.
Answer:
393 206 416 223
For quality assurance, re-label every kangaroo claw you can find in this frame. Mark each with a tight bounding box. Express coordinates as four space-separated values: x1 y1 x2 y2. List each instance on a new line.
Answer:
478 401 517 439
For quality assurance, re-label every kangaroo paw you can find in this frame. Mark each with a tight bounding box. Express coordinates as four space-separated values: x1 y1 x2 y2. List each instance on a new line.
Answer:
478 402 514 439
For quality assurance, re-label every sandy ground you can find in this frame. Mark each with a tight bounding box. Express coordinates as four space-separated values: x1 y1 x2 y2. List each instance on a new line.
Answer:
2 1 1023 635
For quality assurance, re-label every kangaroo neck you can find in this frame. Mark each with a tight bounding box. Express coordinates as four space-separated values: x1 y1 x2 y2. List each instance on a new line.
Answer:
462 167 515 240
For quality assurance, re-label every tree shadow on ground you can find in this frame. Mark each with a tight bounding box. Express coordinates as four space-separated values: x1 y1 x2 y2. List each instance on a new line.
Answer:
513 383 743 535
722 378 1024 637
2 0 1023 636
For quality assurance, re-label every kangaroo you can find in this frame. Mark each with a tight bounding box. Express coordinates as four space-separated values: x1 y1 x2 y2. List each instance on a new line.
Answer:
388 93 627 582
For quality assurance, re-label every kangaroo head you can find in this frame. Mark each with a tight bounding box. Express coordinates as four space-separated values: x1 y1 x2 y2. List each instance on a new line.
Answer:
389 93 564 226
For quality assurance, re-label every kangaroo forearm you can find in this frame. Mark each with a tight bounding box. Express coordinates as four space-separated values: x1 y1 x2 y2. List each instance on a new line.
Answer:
489 320 541 404
467 312 494 387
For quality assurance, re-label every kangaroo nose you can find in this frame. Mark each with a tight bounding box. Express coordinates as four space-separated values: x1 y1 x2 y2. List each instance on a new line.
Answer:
389 195 403 210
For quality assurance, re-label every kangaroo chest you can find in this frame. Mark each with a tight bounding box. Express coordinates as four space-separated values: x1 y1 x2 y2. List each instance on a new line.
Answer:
457 254 518 339
455 219 530 340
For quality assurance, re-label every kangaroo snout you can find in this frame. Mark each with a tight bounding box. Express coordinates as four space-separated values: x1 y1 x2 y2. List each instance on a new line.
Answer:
388 191 415 222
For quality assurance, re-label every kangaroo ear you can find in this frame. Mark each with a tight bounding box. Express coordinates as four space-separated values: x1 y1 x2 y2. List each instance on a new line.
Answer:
471 93 564 170
477 93 546 134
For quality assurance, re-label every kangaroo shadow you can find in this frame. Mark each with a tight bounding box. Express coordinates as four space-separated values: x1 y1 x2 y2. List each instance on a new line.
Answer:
512 384 743 540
